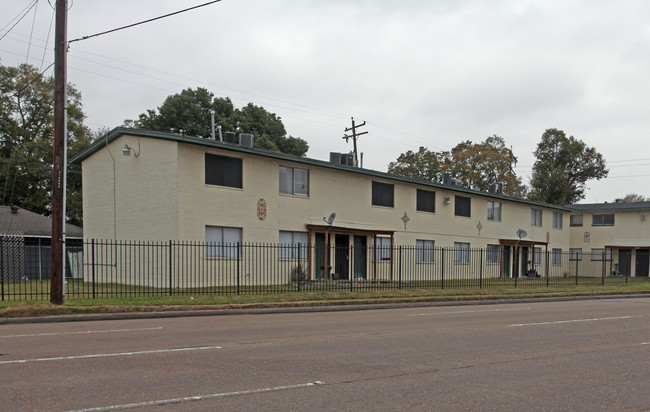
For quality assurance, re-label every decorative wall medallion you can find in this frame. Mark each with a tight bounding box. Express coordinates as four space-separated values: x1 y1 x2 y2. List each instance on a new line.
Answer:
584 232 590 242
401 212 410 229
257 198 267 221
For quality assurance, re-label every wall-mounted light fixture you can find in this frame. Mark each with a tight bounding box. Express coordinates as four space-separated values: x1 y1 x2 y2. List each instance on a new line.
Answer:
122 143 140 157
641 213 646 222
443 197 450 206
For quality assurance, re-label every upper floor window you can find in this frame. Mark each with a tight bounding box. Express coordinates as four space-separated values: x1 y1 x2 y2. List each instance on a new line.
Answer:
487 201 501 221
553 212 563 229
372 181 394 208
279 166 309 196
205 153 242 188
455 196 471 217
570 214 583 227
416 189 435 213
531 208 542 226
592 214 615 226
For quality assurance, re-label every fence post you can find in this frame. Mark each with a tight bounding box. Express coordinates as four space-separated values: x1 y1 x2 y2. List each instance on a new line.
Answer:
398 246 402 290
349 244 354 292
91 239 96 299
0 236 4 301
297 243 301 292
601 251 605 286
575 253 579 286
546 250 549 287
441 248 445 290
168 240 173 296
479 248 483 289
237 242 241 295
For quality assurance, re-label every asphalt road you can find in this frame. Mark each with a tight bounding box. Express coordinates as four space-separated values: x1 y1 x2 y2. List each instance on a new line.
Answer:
1 298 649 411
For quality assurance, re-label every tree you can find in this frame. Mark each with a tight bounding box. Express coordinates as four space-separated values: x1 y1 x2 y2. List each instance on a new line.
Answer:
619 193 648 203
387 137 526 197
528 128 608 205
0 64 92 226
443 136 526 197
387 146 445 181
128 88 309 156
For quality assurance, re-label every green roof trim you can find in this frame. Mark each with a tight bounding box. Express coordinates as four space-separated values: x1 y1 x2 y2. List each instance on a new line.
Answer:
71 127 575 211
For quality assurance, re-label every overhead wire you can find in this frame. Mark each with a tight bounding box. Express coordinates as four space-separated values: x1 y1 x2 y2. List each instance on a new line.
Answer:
0 0 38 42
25 0 39 63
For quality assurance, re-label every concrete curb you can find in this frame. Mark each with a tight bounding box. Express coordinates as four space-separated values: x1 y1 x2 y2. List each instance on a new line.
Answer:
2 294 648 325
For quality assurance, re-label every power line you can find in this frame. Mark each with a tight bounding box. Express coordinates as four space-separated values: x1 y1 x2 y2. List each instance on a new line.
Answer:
0 0 38 41
68 0 224 44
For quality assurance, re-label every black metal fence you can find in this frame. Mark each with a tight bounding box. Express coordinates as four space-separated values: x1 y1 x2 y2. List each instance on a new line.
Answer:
1 239 647 301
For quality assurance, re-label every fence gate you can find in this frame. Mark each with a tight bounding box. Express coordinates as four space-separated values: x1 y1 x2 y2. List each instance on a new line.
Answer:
1 232 26 282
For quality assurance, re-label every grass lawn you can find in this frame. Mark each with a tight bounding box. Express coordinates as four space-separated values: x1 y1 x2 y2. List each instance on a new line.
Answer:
1 279 649 319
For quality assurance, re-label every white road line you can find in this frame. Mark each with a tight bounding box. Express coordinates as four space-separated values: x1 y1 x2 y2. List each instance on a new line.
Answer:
508 315 635 327
0 345 221 365
407 307 531 317
66 381 325 412
0 327 163 338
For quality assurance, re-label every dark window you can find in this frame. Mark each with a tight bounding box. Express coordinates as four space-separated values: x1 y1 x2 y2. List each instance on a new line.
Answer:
570 214 583 227
592 214 615 226
205 153 242 188
372 181 394 207
416 189 435 213
455 195 471 217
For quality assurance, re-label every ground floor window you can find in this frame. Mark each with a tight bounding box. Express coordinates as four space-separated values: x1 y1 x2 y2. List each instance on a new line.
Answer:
415 240 434 263
552 249 562 265
590 248 612 261
454 242 470 263
279 231 308 259
486 244 500 264
205 226 242 258
569 248 582 261
373 237 392 261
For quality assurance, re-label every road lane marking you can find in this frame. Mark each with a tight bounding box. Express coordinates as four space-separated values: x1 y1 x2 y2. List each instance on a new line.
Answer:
407 307 531 317
508 315 635 327
0 327 163 338
0 345 221 365
66 381 325 412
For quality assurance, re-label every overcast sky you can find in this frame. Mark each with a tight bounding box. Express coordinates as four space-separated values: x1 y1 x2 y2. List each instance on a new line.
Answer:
3 0 650 203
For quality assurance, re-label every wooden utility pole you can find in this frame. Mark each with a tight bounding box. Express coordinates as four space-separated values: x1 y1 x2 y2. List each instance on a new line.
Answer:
342 117 367 167
51 0 68 305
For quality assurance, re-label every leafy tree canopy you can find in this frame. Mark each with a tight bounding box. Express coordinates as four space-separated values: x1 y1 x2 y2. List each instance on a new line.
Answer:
444 135 526 197
619 193 648 203
528 128 608 205
0 63 92 225
387 146 445 182
387 136 526 197
127 88 309 156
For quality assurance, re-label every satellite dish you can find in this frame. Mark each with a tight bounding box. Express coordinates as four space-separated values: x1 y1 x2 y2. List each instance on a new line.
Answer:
516 229 527 239
324 212 336 225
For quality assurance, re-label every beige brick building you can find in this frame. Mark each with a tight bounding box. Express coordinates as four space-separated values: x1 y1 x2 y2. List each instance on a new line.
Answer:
71 128 649 281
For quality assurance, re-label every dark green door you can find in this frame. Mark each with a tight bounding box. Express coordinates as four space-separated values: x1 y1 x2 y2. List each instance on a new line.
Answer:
502 246 511 278
636 249 649 277
619 249 632 277
353 236 367 279
315 233 326 280
334 234 350 280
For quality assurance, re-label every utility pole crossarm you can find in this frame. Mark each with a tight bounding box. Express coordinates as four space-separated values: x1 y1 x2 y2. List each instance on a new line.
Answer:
341 117 367 167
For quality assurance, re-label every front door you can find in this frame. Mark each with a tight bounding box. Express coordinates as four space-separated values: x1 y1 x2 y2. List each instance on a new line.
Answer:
353 236 367 279
334 234 350 280
502 245 511 278
520 247 529 276
619 249 632 277
315 233 330 280
636 249 649 277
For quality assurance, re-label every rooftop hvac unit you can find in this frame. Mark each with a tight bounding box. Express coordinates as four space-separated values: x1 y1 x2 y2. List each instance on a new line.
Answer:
223 131 237 143
239 133 254 148
442 172 453 185
329 152 342 164
340 153 354 166
496 182 504 195
488 183 497 194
